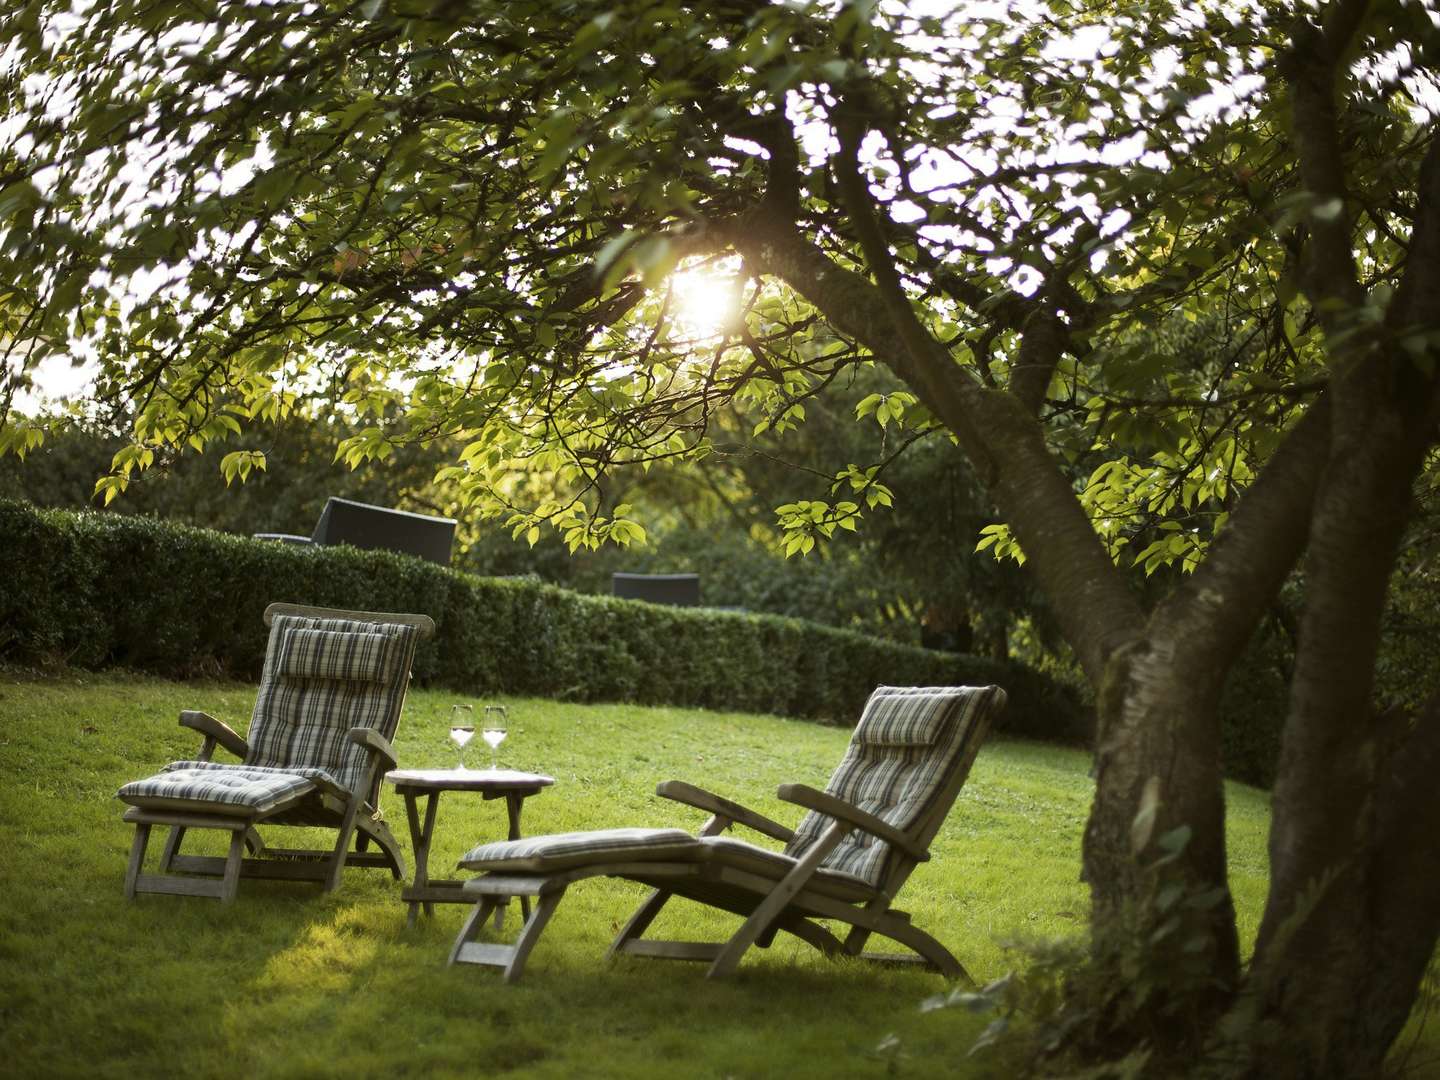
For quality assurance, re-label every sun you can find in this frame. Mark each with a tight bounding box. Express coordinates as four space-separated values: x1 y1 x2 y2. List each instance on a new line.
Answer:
670 261 743 341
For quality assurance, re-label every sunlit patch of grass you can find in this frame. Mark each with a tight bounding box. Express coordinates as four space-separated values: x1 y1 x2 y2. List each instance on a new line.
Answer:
0 667 1287 1078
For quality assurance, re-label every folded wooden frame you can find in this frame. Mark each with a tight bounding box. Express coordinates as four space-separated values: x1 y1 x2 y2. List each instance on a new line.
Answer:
450 684 1005 983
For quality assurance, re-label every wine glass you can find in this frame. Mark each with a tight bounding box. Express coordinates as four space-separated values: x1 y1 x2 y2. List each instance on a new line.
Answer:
481 705 508 770
449 703 475 770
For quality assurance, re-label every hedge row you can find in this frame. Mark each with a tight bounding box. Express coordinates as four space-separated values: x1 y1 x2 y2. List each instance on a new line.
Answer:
0 499 1090 741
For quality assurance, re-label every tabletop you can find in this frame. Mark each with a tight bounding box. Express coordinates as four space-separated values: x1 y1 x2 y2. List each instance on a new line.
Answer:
384 767 556 792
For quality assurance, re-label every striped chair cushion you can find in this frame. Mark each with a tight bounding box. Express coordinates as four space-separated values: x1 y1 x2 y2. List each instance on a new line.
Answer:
784 685 998 889
245 614 419 797
458 828 701 872
695 836 877 902
164 759 346 795
117 762 336 815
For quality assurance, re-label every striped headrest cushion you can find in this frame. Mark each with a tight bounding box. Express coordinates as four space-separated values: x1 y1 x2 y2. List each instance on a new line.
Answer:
276 627 399 684
851 685 966 747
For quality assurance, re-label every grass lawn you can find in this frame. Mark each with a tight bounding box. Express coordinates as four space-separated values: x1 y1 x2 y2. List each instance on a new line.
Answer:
0 668 1415 1078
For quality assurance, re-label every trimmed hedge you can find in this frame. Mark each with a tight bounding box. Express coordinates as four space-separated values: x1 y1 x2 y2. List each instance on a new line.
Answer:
0 498 1090 741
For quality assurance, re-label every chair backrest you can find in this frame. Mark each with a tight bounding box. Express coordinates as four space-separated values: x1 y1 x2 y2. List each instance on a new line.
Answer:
244 605 432 799
784 685 1004 892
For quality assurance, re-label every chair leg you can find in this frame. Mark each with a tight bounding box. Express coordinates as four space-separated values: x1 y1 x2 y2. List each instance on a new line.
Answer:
873 919 970 981
449 897 501 964
358 818 408 881
159 825 186 871
124 823 152 899
709 902 779 978
708 830 845 978
243 827 266 856
503 891 564 984
607 888 673 960
842 924 873 957
325 801 364 893
449 892 563 985
219 829 246 905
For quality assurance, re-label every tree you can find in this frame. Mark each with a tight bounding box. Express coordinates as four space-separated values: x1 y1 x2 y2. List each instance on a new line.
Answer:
3 0 1439 1072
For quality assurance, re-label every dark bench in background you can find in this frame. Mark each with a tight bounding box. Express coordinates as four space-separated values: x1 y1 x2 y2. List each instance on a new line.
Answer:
255 496 457 566
611 572 700 607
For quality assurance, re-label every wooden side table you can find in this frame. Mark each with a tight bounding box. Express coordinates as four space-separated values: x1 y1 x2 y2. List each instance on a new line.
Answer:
385 768 555 928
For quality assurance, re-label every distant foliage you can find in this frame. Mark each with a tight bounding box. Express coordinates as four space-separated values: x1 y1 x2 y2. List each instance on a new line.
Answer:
0 499 1088 741
0 409 1045 652
1216 562 1440 789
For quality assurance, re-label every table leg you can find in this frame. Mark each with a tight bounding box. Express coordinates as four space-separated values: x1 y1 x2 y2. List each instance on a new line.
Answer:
506 792 532 921
404 790 442 927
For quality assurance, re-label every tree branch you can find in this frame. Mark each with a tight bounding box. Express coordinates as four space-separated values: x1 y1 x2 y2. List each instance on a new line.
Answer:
1389 131 1440 334
728 216 1145 684
829 108 941 390
1283 6 1368 321
1153 395 1331 662
1010 309 1068 417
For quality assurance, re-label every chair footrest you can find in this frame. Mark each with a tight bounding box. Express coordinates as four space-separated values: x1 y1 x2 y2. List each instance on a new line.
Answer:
131 873 232 899
452 941 520 968
616 939 725 962
170 855 329 882
403 882 471 904
463 874 559 898
123 807 253 829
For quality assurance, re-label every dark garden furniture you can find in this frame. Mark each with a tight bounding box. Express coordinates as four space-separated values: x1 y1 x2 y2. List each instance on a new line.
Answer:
255 496 458 565
611 572 701 606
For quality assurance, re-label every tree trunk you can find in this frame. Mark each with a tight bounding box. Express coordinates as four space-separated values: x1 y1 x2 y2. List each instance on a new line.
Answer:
1083 628 1240 1025
1211 360 1440 1077
1076 398 1334 1050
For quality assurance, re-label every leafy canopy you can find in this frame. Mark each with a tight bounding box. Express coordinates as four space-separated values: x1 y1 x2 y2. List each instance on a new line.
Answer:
1 0 1435 565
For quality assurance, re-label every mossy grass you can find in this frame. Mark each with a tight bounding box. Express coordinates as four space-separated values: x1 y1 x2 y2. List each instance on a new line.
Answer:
0 669 1320 1077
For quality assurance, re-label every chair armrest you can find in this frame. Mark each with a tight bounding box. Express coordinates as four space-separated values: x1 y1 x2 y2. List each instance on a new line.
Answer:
347 727 398 772
776 784 930 863
179 710 248 761
655 780 795 843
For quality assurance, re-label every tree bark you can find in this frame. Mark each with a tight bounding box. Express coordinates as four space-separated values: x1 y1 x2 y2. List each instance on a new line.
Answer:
738 215 1340 1044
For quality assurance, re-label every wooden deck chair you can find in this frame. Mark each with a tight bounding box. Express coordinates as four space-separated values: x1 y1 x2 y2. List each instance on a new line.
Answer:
450 684 1004 983
117 602 435 903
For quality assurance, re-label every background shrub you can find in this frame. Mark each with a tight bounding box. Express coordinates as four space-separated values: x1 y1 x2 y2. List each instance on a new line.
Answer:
0 498 1087 739
1217 626 1290 788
